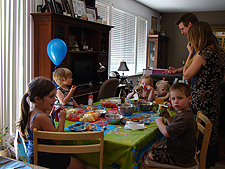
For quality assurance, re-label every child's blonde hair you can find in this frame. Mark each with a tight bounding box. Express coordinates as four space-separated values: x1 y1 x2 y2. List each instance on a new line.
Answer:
156 80 170 89
53 68 72 86
140 75 154 87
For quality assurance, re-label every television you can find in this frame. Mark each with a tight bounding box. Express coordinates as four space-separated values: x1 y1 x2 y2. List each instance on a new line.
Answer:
72 60 93 87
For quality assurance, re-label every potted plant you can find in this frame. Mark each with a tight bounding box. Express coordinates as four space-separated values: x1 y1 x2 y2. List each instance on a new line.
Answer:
0 127 9 157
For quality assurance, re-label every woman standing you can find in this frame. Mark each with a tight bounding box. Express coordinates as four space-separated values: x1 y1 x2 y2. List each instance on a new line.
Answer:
183 21 225 168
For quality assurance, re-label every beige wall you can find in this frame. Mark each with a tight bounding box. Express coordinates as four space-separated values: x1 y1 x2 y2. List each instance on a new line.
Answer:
160 11 225 69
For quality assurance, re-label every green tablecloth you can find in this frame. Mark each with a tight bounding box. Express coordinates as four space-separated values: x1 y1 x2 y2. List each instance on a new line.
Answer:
56 104 176 169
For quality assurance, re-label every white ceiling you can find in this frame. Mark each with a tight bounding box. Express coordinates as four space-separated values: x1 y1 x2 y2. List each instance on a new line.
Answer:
135 0 225 13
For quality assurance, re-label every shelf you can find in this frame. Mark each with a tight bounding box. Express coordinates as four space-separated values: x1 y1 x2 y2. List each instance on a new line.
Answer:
68 50 98 54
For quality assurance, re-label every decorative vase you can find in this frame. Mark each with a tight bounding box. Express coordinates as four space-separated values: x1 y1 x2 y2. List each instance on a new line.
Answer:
0 146 9 157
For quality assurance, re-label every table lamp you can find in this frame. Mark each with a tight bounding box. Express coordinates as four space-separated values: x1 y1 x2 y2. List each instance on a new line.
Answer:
117 61 129 76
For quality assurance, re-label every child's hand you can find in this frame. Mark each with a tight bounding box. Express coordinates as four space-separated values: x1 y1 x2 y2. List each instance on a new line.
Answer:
58 108 66 120
78 104 83 107
144 85 154 91
155 117 164 124
165 92 170 99
70 85 77 93
163 109 170 119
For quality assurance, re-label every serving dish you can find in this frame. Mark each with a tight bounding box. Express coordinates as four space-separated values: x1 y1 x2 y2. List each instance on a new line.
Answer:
137 101 155 111
116 103 136 116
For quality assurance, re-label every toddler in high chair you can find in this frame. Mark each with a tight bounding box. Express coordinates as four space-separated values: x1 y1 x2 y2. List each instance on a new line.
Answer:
154 80 170 102
127 75 155 101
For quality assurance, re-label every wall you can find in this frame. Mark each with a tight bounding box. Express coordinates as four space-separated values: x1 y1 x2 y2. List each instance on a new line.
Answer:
160 11 225 69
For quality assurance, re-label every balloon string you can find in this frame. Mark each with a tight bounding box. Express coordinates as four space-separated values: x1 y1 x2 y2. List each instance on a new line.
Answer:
55 65 57 70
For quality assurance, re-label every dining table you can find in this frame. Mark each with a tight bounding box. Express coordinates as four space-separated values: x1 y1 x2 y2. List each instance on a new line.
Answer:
55 99 176 169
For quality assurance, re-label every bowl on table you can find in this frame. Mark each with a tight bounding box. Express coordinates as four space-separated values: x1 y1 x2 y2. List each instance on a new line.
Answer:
137 101 155 111
106 113 123 124
116 104 136 116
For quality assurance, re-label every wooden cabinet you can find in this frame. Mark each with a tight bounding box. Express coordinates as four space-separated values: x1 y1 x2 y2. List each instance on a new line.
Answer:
217 36 225 51
31 12 113 104
147 35 169 69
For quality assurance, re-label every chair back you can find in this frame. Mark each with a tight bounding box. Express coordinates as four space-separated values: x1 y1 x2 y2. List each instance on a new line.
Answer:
33 128 104 169
97 78 119 101
196 110 212 169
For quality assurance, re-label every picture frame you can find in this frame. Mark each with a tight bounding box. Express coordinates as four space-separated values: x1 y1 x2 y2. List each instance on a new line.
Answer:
86 6 97 22
68 0 75 17
61 0 72 15
45 0 56 13
151 16 158 32
72 0 87 17
53 0 63 14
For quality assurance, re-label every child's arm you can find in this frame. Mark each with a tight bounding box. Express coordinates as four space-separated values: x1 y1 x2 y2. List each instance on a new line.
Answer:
155 117 170 137
147 86 155 101
73 99 83 108
126 87 136 99
56 85 76 105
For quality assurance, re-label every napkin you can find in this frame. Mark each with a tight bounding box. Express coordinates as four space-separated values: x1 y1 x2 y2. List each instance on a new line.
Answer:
124 121 147 130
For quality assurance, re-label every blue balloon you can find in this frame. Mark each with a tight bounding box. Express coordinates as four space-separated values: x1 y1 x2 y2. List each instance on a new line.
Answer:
47 38 67 66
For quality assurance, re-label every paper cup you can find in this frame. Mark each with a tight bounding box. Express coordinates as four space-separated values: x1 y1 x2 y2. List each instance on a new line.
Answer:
158 104 168 116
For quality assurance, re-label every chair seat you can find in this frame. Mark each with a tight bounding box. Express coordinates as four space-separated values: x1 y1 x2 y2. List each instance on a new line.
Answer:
143 158 199 169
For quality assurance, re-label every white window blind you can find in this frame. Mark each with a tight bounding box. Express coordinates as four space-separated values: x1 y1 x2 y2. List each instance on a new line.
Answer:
111 5 136 76
0 0 33 133
136 16 147 74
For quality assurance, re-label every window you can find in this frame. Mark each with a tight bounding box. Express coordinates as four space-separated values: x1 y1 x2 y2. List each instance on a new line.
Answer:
96 1 147 76
111 5 136 76
137 16 147 74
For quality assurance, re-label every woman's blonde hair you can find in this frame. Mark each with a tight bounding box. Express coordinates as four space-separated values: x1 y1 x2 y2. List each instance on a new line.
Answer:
185 21 223 68
53 67 72 86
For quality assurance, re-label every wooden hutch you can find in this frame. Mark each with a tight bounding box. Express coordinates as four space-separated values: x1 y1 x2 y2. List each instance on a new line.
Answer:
31 12 113 104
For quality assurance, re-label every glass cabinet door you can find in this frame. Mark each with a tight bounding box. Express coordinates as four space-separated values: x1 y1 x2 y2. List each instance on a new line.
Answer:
149 41 155 68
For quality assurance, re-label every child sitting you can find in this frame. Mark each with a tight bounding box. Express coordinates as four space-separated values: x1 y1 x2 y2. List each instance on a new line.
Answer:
53 68 82 109
17 77 85 169
155 80 170 102
127 75 155 101
146 83 197 167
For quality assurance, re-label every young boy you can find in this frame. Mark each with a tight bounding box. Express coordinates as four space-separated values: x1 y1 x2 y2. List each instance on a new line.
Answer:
53 68 82 109
148 83 197 167
155 80 170 102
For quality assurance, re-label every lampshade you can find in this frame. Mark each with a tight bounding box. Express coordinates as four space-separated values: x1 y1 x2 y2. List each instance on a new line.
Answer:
97 62 106 73
117 61 129 71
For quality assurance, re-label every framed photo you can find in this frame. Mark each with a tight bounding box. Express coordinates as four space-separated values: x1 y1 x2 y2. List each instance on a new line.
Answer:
72 0 87 17
68 0 75 17
151 16 158 32
53 0 63 14
86 6 97 22
45 0 56 13
61 0 72 15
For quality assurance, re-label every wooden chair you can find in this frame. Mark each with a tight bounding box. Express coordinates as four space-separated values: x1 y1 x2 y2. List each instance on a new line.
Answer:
142 110 212 169
33 128 104 169
97 78 119 101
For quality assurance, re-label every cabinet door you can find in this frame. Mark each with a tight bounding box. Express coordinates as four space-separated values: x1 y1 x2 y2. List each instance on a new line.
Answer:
147 38 158 68
217 36 225 50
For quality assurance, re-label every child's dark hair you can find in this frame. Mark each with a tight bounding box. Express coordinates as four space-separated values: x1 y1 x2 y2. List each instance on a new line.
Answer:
169 83 191 97
17 76 56 140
